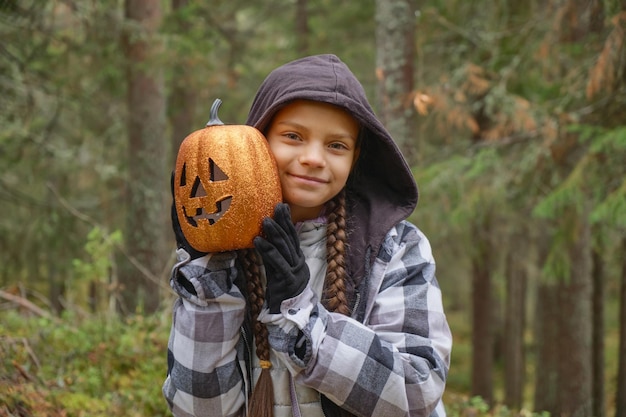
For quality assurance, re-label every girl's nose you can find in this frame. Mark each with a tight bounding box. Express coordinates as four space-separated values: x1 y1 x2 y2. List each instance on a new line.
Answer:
298 143 326 167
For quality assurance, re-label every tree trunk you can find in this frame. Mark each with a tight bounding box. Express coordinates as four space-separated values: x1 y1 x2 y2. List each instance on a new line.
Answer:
470 217 494 405
616 236 626 417
46 178 66 315
556 214 593 416
534 212 593 417
503 228 527 409
554 3 597 412
534 281 561 413
169 0 197 168
120 0 168 315
537 1 597 414
295 0 309 56
374 0 416 163
592 245 605 417
534 225 560 413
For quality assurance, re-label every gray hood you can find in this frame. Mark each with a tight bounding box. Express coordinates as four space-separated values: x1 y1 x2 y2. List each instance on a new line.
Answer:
246 54 418 298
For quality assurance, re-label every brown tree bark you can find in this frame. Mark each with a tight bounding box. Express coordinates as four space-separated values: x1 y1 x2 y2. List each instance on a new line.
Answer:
532 0 600 414
592 245 605 417
616 236 626 417
556 212 592 417
375 0 416 163
169 0 197 168
534 213 593 417
556 2 603 415
503 228 527 409
601 0 625 409
470 216 494 405
534 225 560 413
295 0 309 56
120 0 169 315
533 285 560 411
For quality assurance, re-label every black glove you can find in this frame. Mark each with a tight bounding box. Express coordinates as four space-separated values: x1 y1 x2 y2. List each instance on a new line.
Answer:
170 172 207 260
253 203 309 314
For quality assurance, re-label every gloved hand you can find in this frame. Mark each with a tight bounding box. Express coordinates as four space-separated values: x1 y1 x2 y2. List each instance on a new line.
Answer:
254 203 309 314
170 172 207 260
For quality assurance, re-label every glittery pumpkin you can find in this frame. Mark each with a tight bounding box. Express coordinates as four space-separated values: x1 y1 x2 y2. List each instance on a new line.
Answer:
174 99 282 252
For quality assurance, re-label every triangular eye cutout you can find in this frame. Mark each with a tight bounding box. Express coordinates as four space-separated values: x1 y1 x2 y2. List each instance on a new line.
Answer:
209 158 229 181
191 176 207 198
180 163 187 186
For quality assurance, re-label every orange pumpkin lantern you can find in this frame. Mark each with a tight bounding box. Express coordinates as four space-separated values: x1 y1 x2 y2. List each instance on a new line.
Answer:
174 99 282 253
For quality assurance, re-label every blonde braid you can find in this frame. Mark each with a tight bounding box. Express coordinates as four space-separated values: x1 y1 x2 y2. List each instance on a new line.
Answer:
238 249 275 417
323 191 351 316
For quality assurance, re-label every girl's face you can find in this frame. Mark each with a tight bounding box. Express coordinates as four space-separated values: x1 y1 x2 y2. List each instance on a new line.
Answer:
265 100 360 223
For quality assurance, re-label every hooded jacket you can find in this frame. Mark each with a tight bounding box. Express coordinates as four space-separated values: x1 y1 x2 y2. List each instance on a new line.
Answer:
163 54 451 417
246 54 418 308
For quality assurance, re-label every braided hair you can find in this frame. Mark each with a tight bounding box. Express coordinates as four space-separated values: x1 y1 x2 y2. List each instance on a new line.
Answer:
322 190 351 315
242 190 351 417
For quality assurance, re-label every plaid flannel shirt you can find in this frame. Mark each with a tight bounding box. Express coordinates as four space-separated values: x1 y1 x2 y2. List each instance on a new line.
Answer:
163 220 452 417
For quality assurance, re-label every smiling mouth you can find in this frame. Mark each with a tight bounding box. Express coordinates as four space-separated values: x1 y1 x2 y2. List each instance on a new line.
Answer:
183 196 233 226
291 174 327 183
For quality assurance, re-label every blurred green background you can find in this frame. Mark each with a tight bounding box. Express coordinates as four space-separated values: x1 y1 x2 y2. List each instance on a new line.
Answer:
1 1 625 416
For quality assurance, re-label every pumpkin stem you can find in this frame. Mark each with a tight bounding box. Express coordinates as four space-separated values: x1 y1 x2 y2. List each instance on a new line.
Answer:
206 99 224 127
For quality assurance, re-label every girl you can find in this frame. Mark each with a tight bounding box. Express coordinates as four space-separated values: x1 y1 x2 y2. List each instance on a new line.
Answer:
163 54 452 417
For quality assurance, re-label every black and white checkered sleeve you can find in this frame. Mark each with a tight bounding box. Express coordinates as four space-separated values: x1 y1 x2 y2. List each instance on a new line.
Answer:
163 253 248 417
293 222 452 416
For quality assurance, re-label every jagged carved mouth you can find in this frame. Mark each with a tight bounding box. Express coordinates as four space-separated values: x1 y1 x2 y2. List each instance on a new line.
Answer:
183 196 232 227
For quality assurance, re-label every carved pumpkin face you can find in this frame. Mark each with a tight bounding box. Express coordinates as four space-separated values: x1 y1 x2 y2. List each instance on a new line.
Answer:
174 99 282 253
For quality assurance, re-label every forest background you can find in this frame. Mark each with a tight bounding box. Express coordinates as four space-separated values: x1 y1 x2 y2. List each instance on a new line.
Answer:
1 0 625 416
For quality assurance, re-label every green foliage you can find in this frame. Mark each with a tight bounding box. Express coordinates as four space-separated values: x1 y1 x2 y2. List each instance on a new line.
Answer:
582 126 626 227
0 0 128 290
0 310 171 417
69 226 123 312
533 124 626 229
539 229 573 283
1 307 558 417
592 181 626 227
532 181 586 220
2 0 625 414
445 395 551 417
72 227 123 284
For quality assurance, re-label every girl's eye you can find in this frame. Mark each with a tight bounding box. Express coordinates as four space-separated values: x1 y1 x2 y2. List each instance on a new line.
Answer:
284 133 301 141
329 142 349 151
